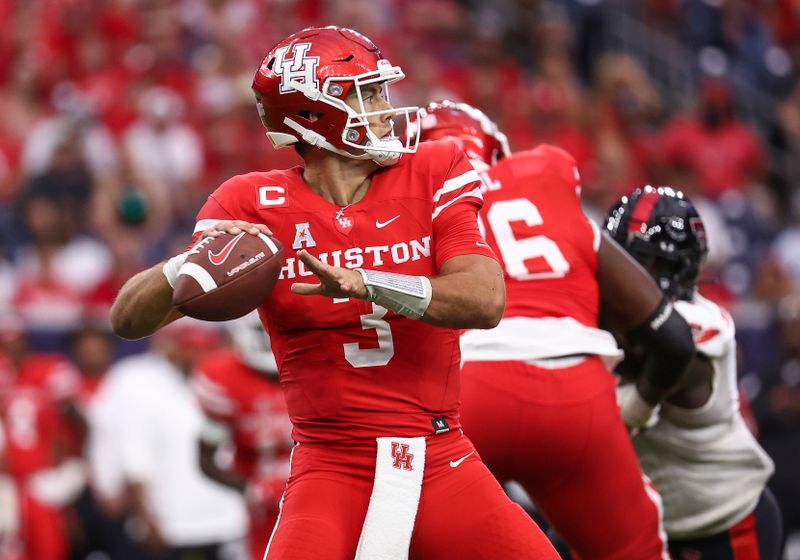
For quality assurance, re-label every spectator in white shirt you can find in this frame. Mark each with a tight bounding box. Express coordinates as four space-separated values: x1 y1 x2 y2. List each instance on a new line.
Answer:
123 86 204 197
88 321 247 559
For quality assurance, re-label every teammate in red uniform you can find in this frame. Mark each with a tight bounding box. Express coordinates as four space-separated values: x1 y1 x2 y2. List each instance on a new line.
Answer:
111 27 559 560
0 324 84 560
418 100 696 559
193 312 293 559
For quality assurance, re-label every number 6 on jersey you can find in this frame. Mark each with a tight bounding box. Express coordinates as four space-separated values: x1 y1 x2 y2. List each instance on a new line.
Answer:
485 198 570 280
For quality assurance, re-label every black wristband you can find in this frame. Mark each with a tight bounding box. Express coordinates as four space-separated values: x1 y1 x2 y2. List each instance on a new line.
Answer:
628 296 695 390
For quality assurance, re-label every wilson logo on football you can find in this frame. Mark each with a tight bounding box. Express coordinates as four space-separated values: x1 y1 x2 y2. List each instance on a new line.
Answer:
227 252 266 277
208 232 246 266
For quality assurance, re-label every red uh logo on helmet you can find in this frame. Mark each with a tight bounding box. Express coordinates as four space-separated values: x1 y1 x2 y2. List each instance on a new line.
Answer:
251 26 421 165
272 43 320 94
390 442 414 471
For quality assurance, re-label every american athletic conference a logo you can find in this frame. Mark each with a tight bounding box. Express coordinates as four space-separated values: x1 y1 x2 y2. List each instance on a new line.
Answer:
390 442 414 471
273 43 320 94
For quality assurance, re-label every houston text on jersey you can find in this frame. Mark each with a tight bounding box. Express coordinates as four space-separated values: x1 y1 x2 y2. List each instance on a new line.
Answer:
279 236 431 280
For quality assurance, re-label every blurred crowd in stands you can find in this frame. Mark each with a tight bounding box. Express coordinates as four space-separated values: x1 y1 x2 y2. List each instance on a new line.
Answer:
1 0 800 558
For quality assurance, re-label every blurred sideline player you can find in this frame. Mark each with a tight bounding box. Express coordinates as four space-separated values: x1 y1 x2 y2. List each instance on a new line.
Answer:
0 319 86 560
418 100 695 559
0 401 23 560
111 27 560 559
606 186 782 560
192 311 293 560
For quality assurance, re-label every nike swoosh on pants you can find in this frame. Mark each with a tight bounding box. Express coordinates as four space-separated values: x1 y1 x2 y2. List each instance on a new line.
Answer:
449 451 475 468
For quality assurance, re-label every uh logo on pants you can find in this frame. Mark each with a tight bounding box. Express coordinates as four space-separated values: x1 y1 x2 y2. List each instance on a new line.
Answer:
391 442 414 471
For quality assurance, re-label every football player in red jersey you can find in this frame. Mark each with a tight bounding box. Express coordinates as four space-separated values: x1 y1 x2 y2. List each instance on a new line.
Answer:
0 323 85 560
417 100 696 560
110 27 559 560
192 312 293 560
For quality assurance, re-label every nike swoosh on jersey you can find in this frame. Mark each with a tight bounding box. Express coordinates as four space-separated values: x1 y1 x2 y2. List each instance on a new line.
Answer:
475 241 490 248
449 451 475 468
375 215 400 229
208 232 246 266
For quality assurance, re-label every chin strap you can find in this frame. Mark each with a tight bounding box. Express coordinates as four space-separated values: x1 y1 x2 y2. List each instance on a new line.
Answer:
282 118 403 167
283 118 365 158
363 136 403 166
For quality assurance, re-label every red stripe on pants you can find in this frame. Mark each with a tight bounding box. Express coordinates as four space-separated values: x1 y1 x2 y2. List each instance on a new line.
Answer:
730 512 759 560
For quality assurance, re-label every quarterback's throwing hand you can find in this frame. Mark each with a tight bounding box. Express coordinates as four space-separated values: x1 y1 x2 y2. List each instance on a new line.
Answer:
291 250 368 300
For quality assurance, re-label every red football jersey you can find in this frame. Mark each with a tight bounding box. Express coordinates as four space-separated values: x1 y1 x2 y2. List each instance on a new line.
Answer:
192 349 293 478
0 355 80 478
193 141 495 443
479 144 600 326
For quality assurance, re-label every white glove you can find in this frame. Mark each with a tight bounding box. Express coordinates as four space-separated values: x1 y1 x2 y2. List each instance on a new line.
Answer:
616 383 661 435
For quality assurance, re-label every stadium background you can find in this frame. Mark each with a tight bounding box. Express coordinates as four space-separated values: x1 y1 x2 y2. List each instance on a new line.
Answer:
0 0 799 557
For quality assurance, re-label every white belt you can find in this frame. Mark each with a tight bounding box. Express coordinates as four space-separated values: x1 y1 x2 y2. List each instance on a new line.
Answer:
355 436 426 560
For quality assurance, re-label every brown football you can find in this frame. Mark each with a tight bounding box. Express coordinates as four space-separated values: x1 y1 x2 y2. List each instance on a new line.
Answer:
172 232 283 321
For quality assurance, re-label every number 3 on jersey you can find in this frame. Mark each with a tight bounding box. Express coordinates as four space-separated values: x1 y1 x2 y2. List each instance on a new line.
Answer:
484 198 570 280
344 303 395 367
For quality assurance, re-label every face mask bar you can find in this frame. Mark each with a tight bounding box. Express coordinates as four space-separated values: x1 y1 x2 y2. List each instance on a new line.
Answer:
345 106 420 151
325 62 421 157
280 61 420 164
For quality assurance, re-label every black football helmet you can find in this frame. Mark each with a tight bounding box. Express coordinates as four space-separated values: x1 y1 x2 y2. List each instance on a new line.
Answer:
605 186 708 301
